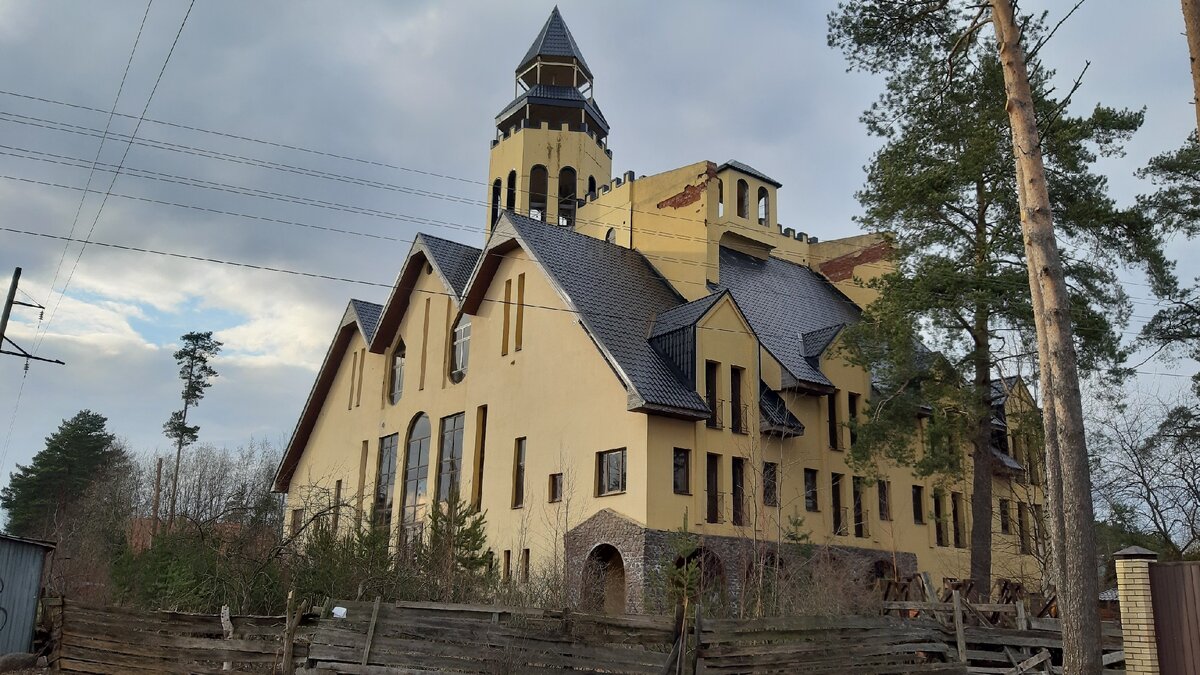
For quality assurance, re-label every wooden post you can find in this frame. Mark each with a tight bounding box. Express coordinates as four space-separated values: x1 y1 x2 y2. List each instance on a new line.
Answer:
220 605 234 671
281 591 296 675
361 595 381 666
952 590 967 663
151 457 163 537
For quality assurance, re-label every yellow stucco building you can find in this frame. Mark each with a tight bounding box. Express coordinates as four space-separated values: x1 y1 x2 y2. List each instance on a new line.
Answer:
273 8 1046 612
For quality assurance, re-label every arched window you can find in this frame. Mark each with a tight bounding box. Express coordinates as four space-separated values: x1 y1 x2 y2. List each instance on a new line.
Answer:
490 179 501 226
717 179 724 218
605 227 616 244
757 187 769 225
389 341 405 404
529 165 548 221
401 414 431 541
450 315 471 382
506 170 517 211
588 175 597 196
736 179 749 219
558 166 577 227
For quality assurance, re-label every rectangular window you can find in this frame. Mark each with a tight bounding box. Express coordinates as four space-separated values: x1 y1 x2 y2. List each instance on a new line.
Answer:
706 453 721 523
356 348 366 407
878 480 891 521
852 476 867 538
332 479 343 532
520 548 530 583
356 440 369 528
471 405 488 509
999 498 1012 534
951 491 964 548
705 361 721 429
804 468 819 512
401 422 431 542
512 438 526 508
673 448 691 494
374 433 400 532
502 279 511 356
848 392 860 447
827 392 839 449
503 549 512 582
831 472 845 535
596 448 627 496
348 350 358 410
437 413 466 502
548 473 563 503
515 272 525 351
934 490 946 547
1018 503 1031 554
912 485 925 524
419 298 430 390
730 366 745 433
390 344 405 404
731 457 745 526
451 316 471 380
290 507 303 536
763 461 779 507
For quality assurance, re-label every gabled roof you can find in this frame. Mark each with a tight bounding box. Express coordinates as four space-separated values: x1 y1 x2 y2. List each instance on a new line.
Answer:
463 212 708 418
369 233 481 354
989 375 1022 407
715 247 860 390
273 299 383 491
718 160 782 188
517 7 593 80
650 290 728 338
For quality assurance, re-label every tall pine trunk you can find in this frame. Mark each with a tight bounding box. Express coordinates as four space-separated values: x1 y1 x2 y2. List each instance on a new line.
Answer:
969 181 993 600
990 1 1101 672
1183 0 1200 131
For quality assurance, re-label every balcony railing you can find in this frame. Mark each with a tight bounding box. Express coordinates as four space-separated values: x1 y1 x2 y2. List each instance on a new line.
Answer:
706 398 725 429
706 490 726 524
854 508 871 538
730 402 751 434
833 507 849 536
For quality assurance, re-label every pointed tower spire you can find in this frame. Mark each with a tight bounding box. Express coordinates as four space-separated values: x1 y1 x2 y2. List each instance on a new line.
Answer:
517 7 593 80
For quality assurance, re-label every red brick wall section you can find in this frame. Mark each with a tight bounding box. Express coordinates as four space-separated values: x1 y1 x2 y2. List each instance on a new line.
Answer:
655 162 719 210
818 241 892 282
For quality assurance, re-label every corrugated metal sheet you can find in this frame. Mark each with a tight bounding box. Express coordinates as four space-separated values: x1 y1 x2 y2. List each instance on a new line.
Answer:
0 536 49 654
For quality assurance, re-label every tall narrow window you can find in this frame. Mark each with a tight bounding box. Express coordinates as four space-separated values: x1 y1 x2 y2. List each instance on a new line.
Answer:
730 366 745 433
505 170 516 211
471 405 488 509
1018 503 1031 554
502 279 511 356
831 473 845 535
763 461 779 507
520 548 531 583
512 437 526 508
757 186 769 225
503 549 512 582
355 348 366 407
437 413 465 502
558 166 577 227
596 448 626 496
933 490 946 546
804 468 819 512
731 457 745 526
402 415 431 541
852 476 867 538
912 485 925 524
515 273 525 351
490 178 501 226
736 179 749 218
548 473 563 503
348 350 358 410
951 491 964 548
673 447 691 494
705 361 721 429
529 165 548 221
356 440 368 527
717 179 724 218
450 315 470 382
999 498 1012 534
878 480 891 521
848 393 860 447
389 342 405 404
290 508 304 536
374 433 399 532
706 453 721 523
332 479 342 532
587 175 597 196
827 392 839 449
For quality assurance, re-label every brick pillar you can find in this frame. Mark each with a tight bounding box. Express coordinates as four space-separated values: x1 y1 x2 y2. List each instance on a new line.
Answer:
1114 546 1159 674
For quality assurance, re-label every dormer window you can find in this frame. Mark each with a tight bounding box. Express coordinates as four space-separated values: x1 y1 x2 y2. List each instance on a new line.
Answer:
450 316 471 382
390 342 405 404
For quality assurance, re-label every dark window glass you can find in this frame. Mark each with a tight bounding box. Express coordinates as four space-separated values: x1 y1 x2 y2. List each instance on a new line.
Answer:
912 485 925 524
999 498 1012 534
934 490 946 546
804 468 819 512
736 179 749 218
673 448 690 494
389 343 405 404
450 316 470 381
512 438 526 508
831 472 845 535
490 179 501 226
878 480 891 521
827 392 839 449
705 361 721 428
374 433 399 531
597 448 626 496
732 457 745 525
402 416 431 541
763 461 779 507
951 492 964 548
730 366 745 433
437 413 465 502
548 473 563 503
505 170 516 211
848 393 860 446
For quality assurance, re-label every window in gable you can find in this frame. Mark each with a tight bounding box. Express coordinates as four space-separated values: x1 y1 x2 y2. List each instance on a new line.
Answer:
450 315 471 382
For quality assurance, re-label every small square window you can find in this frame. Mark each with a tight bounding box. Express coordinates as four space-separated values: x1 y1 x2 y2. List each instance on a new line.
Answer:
548 473 563 503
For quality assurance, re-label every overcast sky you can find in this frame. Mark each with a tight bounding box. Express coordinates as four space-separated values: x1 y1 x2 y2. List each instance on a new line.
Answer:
0 1 1194 491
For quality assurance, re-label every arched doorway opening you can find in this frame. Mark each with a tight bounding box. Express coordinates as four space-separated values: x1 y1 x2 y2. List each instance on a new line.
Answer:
677 547 728 613
582 544 626 614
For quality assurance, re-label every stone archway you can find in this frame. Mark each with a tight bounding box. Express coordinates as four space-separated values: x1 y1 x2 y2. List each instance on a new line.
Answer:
582 544 626 614
678 547 729 612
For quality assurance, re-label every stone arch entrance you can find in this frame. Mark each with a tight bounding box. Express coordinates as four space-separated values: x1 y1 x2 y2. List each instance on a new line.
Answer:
678 547 729 612
582 544 626 614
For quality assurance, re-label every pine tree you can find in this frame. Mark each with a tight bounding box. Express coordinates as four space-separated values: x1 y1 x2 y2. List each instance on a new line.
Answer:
1 410 123 539
165 331 222 526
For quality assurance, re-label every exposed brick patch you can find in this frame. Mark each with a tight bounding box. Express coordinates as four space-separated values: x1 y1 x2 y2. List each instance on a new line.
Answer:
818 240 892 282
655 162 720 210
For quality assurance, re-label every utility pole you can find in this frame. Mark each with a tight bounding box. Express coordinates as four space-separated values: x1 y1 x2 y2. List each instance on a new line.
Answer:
1 267 65 367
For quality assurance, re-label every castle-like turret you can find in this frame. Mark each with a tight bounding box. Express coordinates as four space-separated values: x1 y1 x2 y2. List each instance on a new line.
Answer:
487 7 613 231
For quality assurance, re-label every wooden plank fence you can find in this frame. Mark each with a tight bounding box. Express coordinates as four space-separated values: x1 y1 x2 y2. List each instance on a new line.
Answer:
43 597 314 674
302 598 676 674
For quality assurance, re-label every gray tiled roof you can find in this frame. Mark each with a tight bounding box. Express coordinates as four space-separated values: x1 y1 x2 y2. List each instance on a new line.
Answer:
715 247 860 389
760 381 805 436
718 160 782 188
502 212 708 416
650 291 726 338
419 233 481 299
496 84 609 133
991 447 1025 472
349 299 382 344
518 7 593 79
990 375 1021 406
